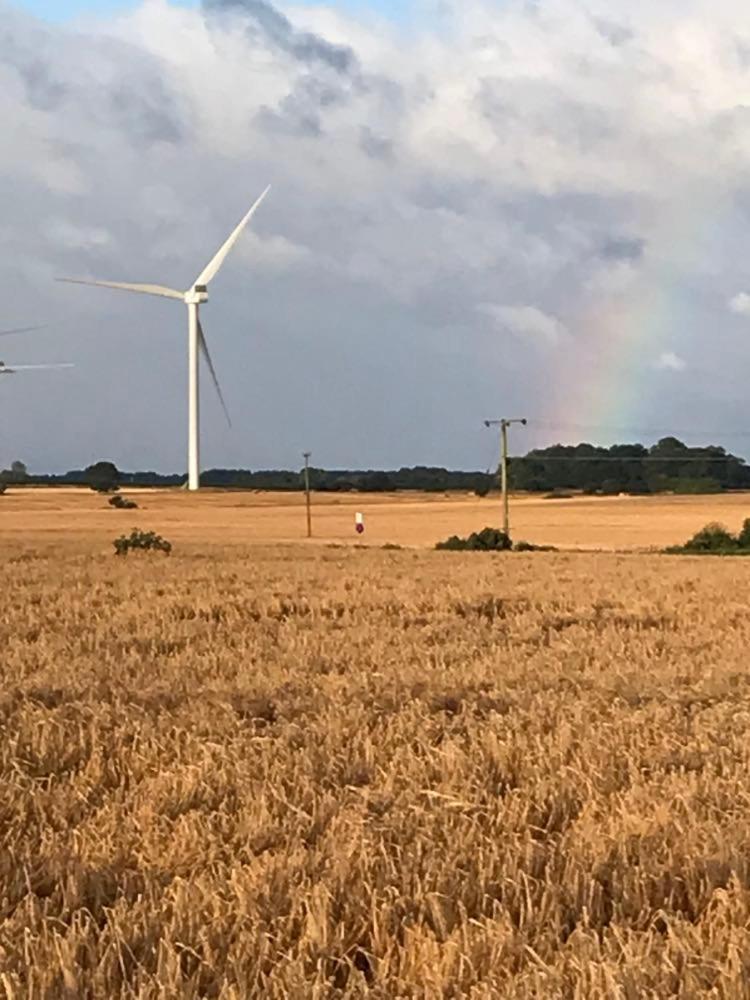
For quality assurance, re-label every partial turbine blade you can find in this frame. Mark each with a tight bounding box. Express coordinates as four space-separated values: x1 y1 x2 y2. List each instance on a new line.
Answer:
0 325 46 338
197 318 231 427
193 186 270 288
57 278 183 300
3 363 74 371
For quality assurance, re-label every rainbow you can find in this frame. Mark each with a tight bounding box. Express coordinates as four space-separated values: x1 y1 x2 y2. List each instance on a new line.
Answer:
539 191 727 447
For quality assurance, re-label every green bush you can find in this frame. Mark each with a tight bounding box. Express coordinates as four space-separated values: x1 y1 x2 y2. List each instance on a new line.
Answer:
738 519 750 550
114 529 172 557
109 495 138 510
667 521 750 555
679 522 738 553
436 527 512 552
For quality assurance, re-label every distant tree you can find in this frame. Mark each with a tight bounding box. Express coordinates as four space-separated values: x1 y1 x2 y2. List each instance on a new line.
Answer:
9 460 27 483
651 437 688 453
86 461 120 493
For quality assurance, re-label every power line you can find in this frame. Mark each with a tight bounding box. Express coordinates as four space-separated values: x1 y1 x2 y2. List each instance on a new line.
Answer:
514 455 744 463
528 419 750 439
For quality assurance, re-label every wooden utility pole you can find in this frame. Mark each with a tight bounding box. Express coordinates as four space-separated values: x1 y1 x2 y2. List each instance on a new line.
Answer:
484 418 527 537
303 452 312 538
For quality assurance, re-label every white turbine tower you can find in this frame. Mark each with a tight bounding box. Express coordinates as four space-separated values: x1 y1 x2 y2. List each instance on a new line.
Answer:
58 186 270 491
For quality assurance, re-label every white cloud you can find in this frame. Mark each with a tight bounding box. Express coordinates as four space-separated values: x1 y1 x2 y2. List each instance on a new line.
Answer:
655 351 687 372
729 292 750 316
479 304 568 345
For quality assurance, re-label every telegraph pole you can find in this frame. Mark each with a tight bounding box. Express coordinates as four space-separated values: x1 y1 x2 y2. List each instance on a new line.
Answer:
303 452 312 538
484 418 527 537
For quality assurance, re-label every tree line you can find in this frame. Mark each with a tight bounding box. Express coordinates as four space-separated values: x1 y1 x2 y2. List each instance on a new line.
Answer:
23 463 492 493
6 437 750 495
509 438 750 494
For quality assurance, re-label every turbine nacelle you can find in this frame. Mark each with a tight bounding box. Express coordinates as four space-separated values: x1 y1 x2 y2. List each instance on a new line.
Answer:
185 285 209 305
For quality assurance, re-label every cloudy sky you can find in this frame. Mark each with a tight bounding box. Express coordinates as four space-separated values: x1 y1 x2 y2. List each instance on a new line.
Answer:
4 0 750 474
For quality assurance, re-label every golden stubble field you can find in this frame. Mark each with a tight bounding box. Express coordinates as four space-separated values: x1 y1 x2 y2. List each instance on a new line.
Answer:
5 485 750 550
3 493 750 996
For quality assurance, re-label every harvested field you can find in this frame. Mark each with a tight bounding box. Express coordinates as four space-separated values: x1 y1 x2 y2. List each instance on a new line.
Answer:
3 531 750 997
5 485 750 550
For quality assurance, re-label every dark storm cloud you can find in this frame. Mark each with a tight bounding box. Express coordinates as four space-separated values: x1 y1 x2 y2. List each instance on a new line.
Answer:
202 0 358 75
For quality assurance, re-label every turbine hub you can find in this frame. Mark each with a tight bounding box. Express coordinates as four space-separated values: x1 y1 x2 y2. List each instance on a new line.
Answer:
185 285 209 305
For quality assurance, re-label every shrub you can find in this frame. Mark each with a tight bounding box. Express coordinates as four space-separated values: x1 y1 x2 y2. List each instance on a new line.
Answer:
114 529 172 557
544 490 573 500
436 527 512 552
0 483 6 496
679 523 738 554
738 519 750 550
513 540 558 552
666 521 750 555
109 495 138 510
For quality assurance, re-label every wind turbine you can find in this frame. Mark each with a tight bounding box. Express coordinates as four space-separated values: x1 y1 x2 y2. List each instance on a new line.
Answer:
58 186 271 491
0 326 73 375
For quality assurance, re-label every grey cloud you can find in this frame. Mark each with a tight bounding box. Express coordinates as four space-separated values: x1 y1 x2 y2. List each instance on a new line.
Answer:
202 0 357 75
1 15 185 148
478 78 615 152
256 99 322 137
1 22 67 110
359 127 394 162
592 18 634 47
255 74 353 137
600 237 646 261
108 79 184 145
203 0 404 153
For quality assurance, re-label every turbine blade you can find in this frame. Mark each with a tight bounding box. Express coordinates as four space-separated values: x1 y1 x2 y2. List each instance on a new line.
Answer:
0 325 45 338
57 278 183 300
2 363 74 371
197 318 231 427
193 186 270 288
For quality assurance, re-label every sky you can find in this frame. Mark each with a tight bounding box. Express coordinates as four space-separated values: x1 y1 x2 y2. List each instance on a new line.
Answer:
4 0 750 474
22 0 407 20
